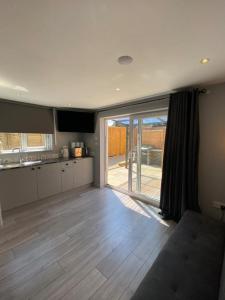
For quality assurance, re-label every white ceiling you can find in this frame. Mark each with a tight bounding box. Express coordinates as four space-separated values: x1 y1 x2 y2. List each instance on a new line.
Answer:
0 0 225 109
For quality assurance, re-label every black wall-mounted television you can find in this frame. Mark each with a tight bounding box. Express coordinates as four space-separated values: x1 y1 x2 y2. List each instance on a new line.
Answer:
57 110 95 133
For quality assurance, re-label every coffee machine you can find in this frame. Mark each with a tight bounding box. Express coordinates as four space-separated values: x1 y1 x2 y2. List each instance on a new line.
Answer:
71 142 89 158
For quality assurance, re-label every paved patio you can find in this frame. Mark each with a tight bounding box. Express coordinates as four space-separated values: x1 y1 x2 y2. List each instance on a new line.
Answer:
107 155 162 201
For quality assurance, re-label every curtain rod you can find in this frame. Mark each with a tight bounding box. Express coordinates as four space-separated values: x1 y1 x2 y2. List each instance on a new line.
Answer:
199 88 207 94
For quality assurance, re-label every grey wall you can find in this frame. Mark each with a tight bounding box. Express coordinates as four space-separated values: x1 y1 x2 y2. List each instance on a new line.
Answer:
55 131 81 151
82 133 97 157
199 82 225 219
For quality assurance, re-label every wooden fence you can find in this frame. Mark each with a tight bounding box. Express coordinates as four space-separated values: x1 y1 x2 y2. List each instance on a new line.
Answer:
108 126 166 157
133 126 166 149
0 133 45 151
108 127 127 157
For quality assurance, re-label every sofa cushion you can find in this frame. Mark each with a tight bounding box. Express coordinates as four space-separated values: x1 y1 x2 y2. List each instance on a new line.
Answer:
132 210 225 300
219 250 225 300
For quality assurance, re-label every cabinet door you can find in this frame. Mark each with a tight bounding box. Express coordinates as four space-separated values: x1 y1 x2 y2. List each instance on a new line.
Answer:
73 160 84 188
37 163 62 199
61 161 74 192
0 167 37 211
82 157 93 185
74 158 93 188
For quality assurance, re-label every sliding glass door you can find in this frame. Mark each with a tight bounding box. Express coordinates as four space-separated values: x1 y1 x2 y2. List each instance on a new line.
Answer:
107 117 130 191
106 110 167 203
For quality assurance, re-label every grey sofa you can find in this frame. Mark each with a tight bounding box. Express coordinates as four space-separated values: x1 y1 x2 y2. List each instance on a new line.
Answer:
132 210 225 300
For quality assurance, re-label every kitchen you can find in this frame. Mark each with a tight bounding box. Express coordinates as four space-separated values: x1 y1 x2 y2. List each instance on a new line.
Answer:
0 100 95 223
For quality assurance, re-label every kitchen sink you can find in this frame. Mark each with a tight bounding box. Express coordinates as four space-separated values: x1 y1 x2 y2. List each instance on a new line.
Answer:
0 160 42 170
22 160 42 166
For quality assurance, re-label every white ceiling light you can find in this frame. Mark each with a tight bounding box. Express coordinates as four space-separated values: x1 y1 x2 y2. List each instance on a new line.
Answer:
115 88 120 91
118 55 133 65
200 58 210 64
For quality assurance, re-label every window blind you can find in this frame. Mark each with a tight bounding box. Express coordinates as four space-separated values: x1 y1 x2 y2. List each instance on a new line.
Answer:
0 100 54 134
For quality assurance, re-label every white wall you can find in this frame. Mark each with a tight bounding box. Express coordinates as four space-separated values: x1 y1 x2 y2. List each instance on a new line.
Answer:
199 82 225 219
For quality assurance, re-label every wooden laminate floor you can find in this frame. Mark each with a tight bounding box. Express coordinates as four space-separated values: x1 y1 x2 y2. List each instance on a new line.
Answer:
0 186 175 300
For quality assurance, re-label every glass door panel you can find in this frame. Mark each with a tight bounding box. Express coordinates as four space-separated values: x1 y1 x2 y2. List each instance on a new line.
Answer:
130 112 167 202
130 117 140 194
107 117 130 192
106 111 167 203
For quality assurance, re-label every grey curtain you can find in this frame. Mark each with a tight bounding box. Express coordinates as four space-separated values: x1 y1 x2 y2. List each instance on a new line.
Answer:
160 90 200 221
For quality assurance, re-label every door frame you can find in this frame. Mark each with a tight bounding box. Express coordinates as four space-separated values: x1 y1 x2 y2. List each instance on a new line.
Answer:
104 109 168 207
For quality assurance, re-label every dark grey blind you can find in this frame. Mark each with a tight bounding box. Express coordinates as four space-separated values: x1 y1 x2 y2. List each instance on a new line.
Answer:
0 100 54 133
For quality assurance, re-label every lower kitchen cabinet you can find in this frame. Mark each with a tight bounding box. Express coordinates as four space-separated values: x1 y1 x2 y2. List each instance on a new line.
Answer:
61 161 75 192
74 157 93 188
0 167 38 211
0 157 94 211
83 157 94 185
36 163 62 199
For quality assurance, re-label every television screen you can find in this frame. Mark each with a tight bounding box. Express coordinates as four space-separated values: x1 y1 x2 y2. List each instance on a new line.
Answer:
57 110 95 133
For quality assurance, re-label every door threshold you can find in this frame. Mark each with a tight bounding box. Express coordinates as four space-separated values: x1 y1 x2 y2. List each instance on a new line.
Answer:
106 184 160 208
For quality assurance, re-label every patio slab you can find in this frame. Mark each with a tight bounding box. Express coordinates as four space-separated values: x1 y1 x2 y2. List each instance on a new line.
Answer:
108 156 162 201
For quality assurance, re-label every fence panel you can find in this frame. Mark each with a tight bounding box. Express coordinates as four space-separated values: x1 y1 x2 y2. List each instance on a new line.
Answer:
108 127 127 157
108 126 166 157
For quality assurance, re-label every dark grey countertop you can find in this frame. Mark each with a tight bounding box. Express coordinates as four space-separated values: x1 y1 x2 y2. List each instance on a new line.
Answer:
0 156 93 171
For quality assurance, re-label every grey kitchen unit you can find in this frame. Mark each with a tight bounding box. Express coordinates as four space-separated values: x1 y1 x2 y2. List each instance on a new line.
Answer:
0 157 93 211
61 160 76 192
36 163 62 199
0 167 38 211
74 158 93 188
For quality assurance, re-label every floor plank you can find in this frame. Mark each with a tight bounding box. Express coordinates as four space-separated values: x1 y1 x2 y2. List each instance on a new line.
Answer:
1 262 64 300
91 254 143 300
0 187 175 300
62 268 106 300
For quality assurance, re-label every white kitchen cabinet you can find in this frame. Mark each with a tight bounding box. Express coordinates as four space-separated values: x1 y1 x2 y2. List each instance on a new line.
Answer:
0 167 38 211
61 161 75 192
74 157 93 188
36 163 62 199
0 157 94 212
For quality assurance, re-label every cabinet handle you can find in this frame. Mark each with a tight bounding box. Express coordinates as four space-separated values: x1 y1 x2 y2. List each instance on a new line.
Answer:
62 170 65 172
31 167 35 171
66 163 68 166
37 167 41 169
73 161 76 164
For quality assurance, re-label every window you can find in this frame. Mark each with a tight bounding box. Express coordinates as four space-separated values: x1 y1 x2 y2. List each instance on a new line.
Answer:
0 133 53 153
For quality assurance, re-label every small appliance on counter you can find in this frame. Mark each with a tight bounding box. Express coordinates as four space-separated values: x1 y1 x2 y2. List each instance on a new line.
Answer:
70 141 89 158
61 146 69 158
74 147 82 158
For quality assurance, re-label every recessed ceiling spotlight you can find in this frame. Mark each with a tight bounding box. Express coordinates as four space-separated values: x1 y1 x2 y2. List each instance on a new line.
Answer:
200 58 210 64
116 88 120 91
118 55 133 65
